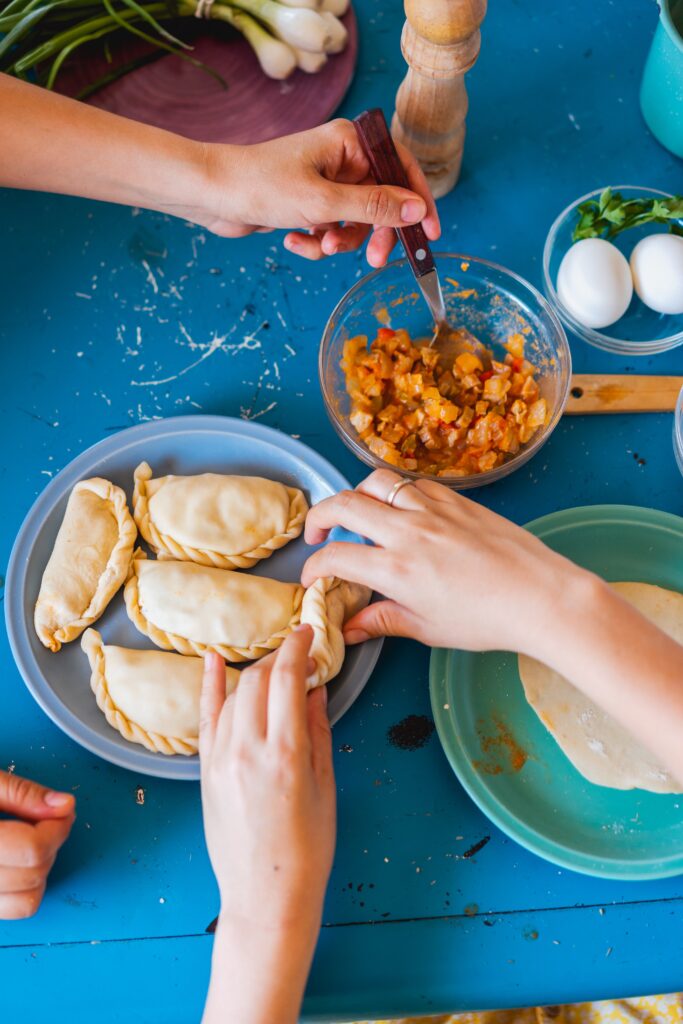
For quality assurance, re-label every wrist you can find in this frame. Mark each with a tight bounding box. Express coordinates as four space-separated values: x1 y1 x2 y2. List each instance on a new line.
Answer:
204 910 319 1024
189 140 246 225
138 135 216 219
215 891 323 956
527 563 610 668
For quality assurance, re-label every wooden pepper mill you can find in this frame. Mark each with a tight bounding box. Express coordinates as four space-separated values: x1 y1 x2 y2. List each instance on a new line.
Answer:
392 0 487 198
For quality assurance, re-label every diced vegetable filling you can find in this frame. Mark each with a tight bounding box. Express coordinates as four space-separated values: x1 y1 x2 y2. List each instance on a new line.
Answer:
341 327 549 476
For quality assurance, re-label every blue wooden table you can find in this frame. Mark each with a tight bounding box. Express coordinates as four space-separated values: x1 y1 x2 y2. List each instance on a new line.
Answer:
1 1 682 1020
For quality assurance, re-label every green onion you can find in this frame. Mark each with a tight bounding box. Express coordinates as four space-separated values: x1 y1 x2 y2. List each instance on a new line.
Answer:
208 3 296 78
0 0 347 90
226 0 331 51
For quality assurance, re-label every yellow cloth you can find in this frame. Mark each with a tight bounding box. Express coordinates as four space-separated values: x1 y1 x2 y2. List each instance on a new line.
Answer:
354 994 683 1024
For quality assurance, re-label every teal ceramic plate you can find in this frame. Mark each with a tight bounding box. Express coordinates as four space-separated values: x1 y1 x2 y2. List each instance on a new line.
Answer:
430 505 683 880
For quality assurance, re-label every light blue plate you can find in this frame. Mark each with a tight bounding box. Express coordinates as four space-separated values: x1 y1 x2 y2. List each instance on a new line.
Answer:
430 505 683 879
5 415 382 781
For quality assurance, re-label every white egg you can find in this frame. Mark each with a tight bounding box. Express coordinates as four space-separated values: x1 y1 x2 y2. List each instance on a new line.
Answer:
557 238 633 329
630 233 683 316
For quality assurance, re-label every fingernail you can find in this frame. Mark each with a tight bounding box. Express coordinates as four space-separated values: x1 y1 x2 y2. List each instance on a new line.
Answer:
284 236 298 251
321 685 328 707
401 199 425 223
44 791 72 808
295 623 313 634
344 628 370 645
306 657 317 674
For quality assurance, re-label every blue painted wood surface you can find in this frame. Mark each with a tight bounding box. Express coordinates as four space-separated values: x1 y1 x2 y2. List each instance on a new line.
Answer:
1 0 682 1019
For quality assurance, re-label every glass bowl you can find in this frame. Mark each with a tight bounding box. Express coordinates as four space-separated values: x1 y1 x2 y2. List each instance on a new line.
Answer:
674 384 683 477
319 253 571 490
543 185 683 356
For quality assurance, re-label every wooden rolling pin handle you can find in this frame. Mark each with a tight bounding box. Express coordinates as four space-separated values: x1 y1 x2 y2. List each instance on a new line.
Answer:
565 375 683 415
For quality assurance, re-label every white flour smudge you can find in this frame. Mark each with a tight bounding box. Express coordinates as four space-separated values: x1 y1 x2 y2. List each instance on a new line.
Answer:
141 259 159 294
131 330 233 387
241 400 277 421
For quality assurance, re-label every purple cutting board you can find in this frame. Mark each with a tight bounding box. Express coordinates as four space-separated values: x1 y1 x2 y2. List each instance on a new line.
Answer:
56 10 357 144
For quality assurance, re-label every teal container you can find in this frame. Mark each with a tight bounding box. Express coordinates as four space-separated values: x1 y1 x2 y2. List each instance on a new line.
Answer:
640 0 683 157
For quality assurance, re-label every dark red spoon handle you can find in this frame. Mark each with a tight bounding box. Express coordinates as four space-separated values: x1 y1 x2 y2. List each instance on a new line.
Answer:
353 108 434 280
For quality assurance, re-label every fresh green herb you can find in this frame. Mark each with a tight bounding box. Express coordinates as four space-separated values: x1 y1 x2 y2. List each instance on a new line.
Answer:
572 188 683 242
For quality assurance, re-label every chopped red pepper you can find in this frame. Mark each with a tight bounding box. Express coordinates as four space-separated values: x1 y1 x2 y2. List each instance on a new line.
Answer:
479 370 494 381
377 327 395 341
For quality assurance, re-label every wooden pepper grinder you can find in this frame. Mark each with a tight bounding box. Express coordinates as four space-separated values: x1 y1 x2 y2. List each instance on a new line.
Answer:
391 0 487 198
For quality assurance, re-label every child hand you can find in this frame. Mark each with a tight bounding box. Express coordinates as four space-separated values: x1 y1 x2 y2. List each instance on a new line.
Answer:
0 772 75 919
200 626 335 926
302 469 589 662
199 626 336 1024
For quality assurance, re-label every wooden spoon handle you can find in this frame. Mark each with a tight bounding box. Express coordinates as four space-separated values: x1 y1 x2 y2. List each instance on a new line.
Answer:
353 108 435 280
565 375 683 414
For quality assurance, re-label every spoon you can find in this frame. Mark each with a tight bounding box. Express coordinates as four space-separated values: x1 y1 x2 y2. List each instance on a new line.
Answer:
353 108 490 368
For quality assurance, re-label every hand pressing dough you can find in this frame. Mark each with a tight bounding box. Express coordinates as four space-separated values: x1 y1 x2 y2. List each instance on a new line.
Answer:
82 629 240 755
132 462 308 569
124 552 304 662
35 478 137 652
519 581 683 793
303 577 371 688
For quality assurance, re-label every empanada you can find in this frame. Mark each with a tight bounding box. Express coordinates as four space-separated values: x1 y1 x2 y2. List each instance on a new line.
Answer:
35 478 137 652
303 577 371 688
133 462 308 569
124 553 304 662
81 629 240 755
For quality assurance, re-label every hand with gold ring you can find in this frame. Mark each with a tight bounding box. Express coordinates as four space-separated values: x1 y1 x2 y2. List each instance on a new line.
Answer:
302 469 683 791
302 468 595 658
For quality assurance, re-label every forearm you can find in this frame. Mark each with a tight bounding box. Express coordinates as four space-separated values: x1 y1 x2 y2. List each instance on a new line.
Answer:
536 571 683 784
0 74 220 216
203 912 319 1024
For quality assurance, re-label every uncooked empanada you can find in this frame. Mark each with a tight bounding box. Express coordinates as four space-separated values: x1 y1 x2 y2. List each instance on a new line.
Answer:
124 552 304 662
132 462 308 569
303 577 371 688
35 478 137 652
81 629 240 755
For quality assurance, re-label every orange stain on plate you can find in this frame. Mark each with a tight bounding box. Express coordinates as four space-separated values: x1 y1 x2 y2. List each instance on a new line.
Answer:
472 716 529 776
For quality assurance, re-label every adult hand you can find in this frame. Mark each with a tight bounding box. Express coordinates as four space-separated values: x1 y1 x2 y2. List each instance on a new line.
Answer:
303 469 683 791
1 78 439 267
200 625 335 1024
199 119 440 265
301 469 590 661
0 771 75 920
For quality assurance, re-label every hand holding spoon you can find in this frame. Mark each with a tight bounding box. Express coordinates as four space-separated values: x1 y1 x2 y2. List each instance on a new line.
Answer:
353 108 490 367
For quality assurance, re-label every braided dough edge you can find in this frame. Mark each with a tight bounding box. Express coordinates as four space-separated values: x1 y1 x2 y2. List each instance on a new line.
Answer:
81 629 197 756
124 551 304 663
132 461 308 569
37 478 137 652
302 577 372 689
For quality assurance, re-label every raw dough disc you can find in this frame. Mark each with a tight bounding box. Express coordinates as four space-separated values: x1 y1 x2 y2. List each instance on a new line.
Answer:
518 581 683 793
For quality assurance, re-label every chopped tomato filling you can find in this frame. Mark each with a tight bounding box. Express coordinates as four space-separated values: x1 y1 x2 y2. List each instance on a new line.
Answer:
341 327 548 477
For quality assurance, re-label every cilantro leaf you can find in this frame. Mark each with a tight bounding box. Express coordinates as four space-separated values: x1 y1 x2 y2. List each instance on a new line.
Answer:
571 189 683 242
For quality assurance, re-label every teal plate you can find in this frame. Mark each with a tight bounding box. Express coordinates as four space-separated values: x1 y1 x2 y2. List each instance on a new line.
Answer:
430 505 683 880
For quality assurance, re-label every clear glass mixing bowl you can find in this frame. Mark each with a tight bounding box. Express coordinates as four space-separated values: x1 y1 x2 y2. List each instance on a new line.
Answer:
320 253 571 490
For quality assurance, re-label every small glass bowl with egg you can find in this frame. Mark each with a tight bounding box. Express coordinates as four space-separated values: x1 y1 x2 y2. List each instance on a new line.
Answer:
543 186 683 356
674 384 683 478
